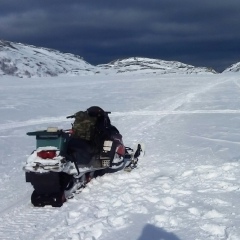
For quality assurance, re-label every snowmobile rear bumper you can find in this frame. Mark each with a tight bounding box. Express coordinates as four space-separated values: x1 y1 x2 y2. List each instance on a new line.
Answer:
26 172 71 207
26 171 72 194
26 172 62 194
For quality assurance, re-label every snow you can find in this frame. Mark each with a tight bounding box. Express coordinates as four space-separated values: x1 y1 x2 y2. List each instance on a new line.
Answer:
98 57 217 75
24 148 64 173
0 40 218 78
0 73 240 240
223 62 240 73
0 40 98 78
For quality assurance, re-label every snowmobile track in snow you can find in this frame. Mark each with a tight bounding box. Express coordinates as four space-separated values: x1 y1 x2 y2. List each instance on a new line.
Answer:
113 110 240 116
0 116 69 131
0 203 68 240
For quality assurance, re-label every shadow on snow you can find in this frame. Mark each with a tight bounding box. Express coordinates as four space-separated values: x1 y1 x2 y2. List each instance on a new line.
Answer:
137 224 181 240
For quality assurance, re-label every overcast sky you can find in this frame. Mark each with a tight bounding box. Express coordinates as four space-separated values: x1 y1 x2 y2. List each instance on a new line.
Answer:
1 0 240 72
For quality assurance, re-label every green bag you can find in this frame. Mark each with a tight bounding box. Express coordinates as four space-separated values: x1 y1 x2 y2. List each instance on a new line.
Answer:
72 111 97 141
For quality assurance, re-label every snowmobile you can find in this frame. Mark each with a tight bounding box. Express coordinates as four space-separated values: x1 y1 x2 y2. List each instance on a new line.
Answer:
23 106 144 207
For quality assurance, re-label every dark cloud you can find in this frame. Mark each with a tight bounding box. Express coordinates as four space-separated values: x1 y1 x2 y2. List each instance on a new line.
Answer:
1 0 240 71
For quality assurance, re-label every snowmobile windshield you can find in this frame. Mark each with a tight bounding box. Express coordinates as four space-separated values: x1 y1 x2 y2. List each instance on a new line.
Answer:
87 106 105 117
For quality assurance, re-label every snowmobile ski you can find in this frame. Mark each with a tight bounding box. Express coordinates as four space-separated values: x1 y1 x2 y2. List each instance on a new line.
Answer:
124 143 145 172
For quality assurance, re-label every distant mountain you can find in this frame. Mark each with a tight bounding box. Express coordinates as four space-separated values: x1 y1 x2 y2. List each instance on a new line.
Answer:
98 57 217 75
0 40 97 78
0 40 218 78
223 62 240 73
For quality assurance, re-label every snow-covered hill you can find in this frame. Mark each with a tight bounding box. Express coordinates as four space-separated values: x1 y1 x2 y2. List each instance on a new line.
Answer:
0 40 98 78
223 61 240 73
0 40 219 78
98 57 217 75
0 73 239 240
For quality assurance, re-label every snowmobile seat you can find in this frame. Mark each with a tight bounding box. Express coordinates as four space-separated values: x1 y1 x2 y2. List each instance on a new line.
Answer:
67 138 95 153
67 138 103 168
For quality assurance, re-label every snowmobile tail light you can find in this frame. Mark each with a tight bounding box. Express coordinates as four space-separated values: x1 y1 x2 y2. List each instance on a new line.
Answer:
37 150 57 159
116 145 125 156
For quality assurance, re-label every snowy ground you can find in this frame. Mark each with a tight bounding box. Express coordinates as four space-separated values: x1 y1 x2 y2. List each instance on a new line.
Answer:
0 73 239 240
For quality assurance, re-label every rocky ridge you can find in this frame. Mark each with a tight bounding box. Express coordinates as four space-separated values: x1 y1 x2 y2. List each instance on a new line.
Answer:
98 57 217 75
223 62 240 73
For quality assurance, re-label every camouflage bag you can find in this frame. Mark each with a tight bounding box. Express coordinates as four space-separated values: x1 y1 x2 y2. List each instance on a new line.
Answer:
72 111 97 141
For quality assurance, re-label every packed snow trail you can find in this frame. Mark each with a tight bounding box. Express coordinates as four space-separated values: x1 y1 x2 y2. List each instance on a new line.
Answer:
0 74 239 240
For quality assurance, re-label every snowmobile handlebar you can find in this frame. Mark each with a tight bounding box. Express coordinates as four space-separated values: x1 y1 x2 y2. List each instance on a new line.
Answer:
66 115 75 119
66 111 111 119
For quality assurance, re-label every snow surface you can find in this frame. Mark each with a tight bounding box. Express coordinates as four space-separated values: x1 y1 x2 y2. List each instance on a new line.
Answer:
0 73 240 240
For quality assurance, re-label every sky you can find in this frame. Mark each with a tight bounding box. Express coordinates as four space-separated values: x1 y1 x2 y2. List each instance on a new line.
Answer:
1 0 240 72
